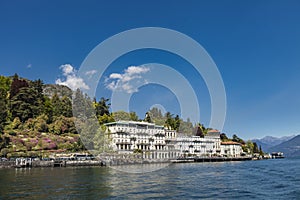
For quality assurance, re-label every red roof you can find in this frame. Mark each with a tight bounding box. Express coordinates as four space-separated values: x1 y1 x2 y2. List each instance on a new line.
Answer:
221 141 241 145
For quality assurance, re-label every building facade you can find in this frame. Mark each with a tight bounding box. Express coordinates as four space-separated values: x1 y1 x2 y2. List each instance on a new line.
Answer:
175 130 221 157
105 121 179 159
104 121 243 159
220 141 243 157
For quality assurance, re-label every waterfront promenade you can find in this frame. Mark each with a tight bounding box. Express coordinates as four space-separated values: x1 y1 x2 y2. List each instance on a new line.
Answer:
0 155 254 169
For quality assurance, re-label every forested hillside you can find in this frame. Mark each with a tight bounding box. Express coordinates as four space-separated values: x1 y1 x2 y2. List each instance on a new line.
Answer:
0 74 200 158
0 74 256 158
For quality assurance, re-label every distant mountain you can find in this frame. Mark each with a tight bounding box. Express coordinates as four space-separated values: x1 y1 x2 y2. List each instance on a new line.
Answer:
252 135 295 152
268 135 300 157
251 140 272 153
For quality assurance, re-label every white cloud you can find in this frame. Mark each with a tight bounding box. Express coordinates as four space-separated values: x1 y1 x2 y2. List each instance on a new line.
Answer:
125 66 150 75
85 70 97 77
56 64 89 90
60 64 74 76
105 65 150 94
109 73 122 79
26 64 32 68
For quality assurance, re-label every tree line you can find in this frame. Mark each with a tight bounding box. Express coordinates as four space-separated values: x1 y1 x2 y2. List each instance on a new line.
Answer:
0 74 262 157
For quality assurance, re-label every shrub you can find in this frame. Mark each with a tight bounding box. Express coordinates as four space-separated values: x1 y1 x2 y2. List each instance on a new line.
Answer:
0 148 9 157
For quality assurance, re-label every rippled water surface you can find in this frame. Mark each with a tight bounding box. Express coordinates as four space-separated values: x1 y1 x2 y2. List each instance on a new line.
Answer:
1 158 300 199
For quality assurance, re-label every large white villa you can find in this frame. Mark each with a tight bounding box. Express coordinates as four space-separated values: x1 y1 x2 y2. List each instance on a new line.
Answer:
104 121 178 159
104 121 244 159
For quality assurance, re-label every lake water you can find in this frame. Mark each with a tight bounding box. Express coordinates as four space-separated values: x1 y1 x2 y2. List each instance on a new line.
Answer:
1 158 300 199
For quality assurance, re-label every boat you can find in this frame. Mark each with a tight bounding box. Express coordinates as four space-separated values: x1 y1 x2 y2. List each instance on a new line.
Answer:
271 152 285 159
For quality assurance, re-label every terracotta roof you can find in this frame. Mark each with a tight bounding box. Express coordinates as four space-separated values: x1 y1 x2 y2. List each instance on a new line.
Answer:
221 141 241 145
208 129 220 133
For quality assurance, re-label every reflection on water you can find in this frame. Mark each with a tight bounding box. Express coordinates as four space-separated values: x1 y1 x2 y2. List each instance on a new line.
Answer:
1 158 300 199
110 163 170 173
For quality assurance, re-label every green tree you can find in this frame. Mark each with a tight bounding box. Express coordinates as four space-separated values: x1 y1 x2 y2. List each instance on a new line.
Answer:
164 112 181 130
9 74 29 98
148 107 165 126
253 142 259 153
165 112 174 129
61 96 72 117
93 125 113 154
0 135 10 150
77 118 99 150
178 118 194 135
259 145 264 156
98 113 115 125
242 140 255 154
220 133 229 141
0 75 12 93
194 125 204 137
73 89 94 119
0 88 8 132
232 134 245 144
129 112 139 121
51 93 62 117
149 107 163 119
30 79 44 115
94 97 110 116
33 114 49 132
145 112 152 123
112 111 131 121
49 116 77 135
174 115 180 131
0 76 11 130
10 87 40 122
43 96 53 123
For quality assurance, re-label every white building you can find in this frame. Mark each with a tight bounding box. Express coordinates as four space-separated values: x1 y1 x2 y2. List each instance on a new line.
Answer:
104 121 179 159
175 130 221 157
104 121 243 159
220 141 243 157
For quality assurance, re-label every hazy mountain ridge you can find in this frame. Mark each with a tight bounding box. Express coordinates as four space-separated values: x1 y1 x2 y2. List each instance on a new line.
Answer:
267 135 300 157
252 135 295 152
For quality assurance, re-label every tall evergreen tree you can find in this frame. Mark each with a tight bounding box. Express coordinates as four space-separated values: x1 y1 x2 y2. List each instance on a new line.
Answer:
195 126 204 137
51 93 62 117
0 76 10 128
43 96 53 123
145 112 152 123
61 96 72 117
174 115 180 131
0 88 8 132
95 97 110 116
253 142 259 153
165 112 176 130
30 79 45 116
10 87 40 122
9 73 29 98
73 89 94 119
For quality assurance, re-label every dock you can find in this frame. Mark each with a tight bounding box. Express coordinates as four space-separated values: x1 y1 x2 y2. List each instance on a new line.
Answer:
171 156 252 163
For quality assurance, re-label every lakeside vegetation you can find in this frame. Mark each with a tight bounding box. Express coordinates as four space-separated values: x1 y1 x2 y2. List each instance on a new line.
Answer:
0 74 263 158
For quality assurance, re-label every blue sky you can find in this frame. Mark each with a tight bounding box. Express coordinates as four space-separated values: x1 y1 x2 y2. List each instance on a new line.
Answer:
0 0 300 139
